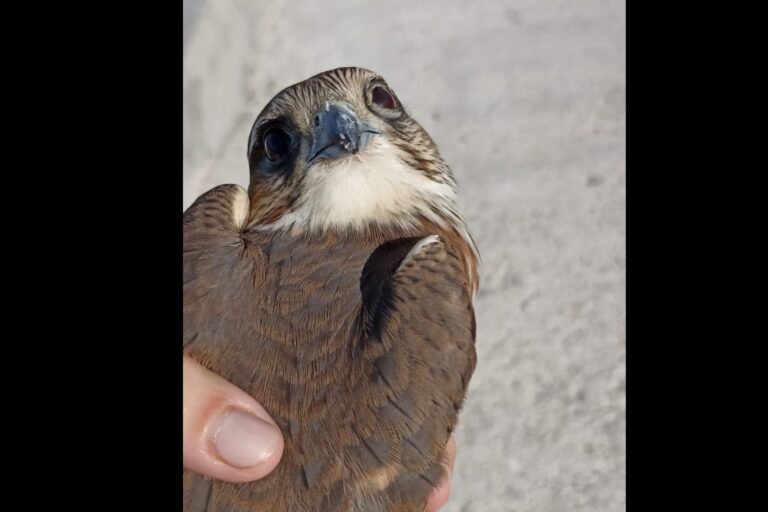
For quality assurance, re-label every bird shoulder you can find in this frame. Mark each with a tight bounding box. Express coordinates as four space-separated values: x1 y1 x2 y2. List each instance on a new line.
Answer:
183 184 250 234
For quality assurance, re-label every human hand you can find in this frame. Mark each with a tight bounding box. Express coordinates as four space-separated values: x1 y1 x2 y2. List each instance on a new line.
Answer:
425 435 456 511
183 355 284 482
183 355 455 510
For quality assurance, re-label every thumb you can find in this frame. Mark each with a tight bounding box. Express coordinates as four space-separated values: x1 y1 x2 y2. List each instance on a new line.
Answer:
183 355 284 483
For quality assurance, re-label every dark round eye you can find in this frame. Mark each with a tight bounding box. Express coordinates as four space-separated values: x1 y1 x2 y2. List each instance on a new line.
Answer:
371 86 397 110
263 127 291 161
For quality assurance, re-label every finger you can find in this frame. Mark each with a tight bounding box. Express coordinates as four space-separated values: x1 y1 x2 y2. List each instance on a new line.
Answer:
183 355 284 483
425 436 457 511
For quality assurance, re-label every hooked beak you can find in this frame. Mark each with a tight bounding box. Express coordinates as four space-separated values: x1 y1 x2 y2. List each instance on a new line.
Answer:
306 103 380 166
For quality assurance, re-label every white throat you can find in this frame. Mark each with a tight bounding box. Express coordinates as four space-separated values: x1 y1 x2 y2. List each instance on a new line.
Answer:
265 138 458 232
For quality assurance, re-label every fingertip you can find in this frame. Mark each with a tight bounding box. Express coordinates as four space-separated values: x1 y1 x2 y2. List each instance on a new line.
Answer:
206 408 284 481
183 356 284 483
425 435 457 511
425 481 451 512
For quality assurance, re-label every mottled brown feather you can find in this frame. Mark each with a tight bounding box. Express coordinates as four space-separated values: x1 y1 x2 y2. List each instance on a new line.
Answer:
183 186 476 511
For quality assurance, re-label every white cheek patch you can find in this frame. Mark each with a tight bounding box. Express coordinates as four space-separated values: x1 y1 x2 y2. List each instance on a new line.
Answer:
268 138 456 231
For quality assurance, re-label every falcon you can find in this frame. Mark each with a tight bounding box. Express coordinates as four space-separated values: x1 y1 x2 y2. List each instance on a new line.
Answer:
183 67 479 512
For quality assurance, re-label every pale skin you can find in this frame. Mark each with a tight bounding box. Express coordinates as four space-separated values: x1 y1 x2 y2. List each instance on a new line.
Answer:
183 355 456 510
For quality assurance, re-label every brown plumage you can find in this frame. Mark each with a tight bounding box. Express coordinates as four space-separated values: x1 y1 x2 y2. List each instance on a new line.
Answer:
183 67 479 511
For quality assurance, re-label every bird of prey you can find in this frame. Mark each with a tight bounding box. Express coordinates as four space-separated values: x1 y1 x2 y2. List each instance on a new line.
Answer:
183 67 479 512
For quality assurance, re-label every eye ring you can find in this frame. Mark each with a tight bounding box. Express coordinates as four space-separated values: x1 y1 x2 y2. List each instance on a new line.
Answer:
371 85 397 110
263 126 292 162
367 82 402 119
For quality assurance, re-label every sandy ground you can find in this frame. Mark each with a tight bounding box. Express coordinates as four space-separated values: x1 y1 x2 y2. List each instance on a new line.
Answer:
183 1 625 510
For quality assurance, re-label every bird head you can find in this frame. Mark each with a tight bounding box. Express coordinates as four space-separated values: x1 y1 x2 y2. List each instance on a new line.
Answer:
246 67 478 289
246 68 458 229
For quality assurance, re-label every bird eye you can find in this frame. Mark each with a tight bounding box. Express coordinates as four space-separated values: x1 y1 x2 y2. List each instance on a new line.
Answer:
371 86 397 110
263 127 292 161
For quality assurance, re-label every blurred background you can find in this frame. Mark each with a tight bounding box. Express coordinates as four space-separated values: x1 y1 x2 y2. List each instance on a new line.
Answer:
183 1 625 510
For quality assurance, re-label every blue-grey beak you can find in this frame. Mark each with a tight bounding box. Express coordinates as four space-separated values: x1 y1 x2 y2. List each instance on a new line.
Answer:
306 103 380 166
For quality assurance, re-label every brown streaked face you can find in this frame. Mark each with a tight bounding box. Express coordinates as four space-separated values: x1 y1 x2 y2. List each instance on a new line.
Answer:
245 67 459 231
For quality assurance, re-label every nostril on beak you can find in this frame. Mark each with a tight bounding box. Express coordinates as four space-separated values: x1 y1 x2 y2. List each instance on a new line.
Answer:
306 103 379 166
